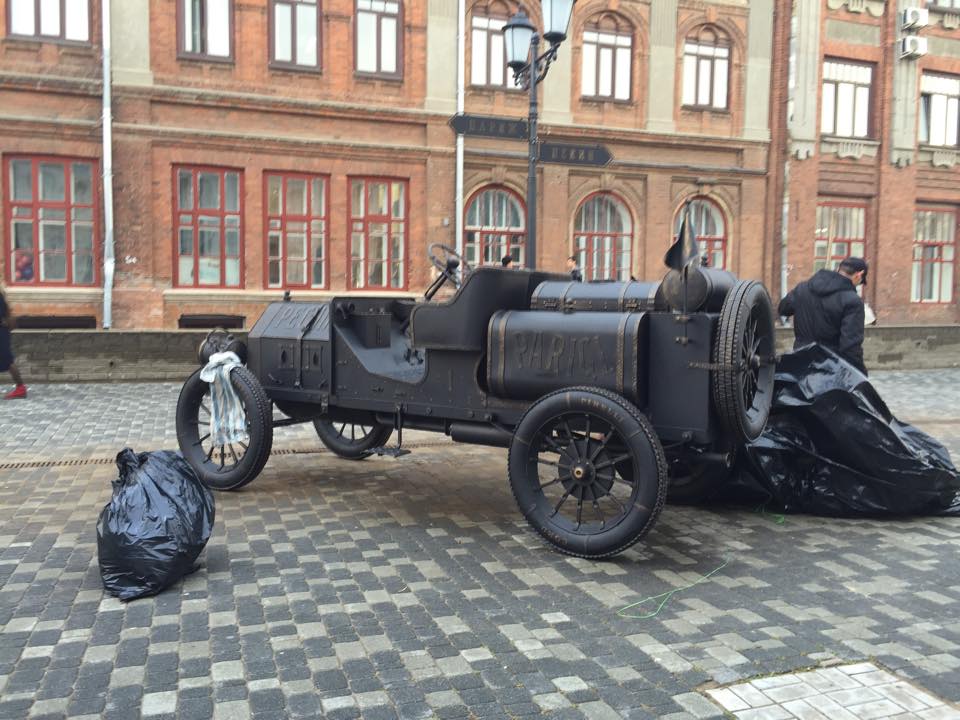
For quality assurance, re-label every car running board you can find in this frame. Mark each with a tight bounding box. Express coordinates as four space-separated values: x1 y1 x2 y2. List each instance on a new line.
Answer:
370 446 411 458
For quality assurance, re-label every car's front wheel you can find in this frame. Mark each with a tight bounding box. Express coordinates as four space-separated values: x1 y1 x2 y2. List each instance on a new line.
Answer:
176 366 273 491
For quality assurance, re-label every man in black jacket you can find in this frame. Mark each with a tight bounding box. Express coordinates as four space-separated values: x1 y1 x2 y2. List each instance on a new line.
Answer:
778 257 869 374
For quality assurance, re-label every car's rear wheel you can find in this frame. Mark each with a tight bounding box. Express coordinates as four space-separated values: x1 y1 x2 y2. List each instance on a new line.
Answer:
713 280 776 444
176 366 273 491
509 387 667 559
314 420 393 459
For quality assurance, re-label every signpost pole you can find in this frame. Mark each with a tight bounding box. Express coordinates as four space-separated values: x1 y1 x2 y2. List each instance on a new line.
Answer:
526 34 539 270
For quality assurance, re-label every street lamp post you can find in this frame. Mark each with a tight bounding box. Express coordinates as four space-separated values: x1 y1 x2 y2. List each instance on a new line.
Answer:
504 0 575 270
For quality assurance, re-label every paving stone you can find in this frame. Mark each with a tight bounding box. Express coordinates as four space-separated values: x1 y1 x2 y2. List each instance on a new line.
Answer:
2 378 960 720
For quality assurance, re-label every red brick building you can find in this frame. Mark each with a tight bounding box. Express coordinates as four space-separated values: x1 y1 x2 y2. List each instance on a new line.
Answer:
779 0 960 324
18 0 942 330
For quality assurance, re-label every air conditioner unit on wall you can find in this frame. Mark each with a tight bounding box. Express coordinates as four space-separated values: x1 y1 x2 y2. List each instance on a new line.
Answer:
902 7 930 29
900 36 929 58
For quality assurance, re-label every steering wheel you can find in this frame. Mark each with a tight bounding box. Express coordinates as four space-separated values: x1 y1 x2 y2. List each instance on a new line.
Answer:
429 243 471 286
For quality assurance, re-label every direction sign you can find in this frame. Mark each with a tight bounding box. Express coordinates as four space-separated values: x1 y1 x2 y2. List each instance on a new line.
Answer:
539 142 613 167
449 114 528 140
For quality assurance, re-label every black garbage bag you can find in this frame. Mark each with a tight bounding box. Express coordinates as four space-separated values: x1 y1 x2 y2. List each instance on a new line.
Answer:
97 449 215 600
724 344 960 516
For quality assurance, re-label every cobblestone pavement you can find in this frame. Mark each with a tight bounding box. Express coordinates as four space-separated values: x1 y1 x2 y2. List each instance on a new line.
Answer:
1 372 959 720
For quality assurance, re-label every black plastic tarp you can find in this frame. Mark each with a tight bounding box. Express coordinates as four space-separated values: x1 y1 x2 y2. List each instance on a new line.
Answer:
97 449 216 600
720 345 960 516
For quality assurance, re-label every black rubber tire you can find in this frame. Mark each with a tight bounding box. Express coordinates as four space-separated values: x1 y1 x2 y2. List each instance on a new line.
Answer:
176 366 273 491
712 280 776 444
508 387 668 559
313 420 393 460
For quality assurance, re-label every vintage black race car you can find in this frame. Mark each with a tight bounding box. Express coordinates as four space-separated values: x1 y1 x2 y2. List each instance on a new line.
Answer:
176 244 776 558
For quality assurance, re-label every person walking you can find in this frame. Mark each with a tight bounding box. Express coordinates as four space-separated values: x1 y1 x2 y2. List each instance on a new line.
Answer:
778 257 869 375
0 285 27 399
501 255 514 268
566 255 583 281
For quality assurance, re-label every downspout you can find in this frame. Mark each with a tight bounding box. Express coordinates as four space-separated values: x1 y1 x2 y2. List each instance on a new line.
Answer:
455 0 465 258
781 7 798 300
101 0 116 328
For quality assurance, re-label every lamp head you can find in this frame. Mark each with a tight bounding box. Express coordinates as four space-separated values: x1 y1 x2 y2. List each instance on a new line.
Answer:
504 9 536 74
542 0 576 45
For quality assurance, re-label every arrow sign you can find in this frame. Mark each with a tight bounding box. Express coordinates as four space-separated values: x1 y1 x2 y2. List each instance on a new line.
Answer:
539 142 613 167
449 114 528 140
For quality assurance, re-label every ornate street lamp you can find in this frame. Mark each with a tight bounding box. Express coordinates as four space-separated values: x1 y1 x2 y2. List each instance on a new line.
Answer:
504 0 576 270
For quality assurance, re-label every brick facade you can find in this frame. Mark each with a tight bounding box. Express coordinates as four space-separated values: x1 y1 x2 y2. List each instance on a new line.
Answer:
781 0 960 324
18 1 955 330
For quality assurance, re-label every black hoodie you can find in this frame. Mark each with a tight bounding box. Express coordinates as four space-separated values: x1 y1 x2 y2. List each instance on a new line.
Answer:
778 269 866 374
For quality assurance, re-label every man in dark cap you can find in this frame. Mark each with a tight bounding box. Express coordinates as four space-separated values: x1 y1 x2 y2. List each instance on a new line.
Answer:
501 255 514 268
778 257 869 374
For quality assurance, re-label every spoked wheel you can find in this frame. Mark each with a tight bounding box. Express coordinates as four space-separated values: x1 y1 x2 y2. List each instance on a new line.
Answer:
176 366 273 491
509 387 668 559
713 280 776 444
313 420 393 460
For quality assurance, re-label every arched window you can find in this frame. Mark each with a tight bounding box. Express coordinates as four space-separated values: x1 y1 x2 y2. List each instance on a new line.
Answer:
581 13 633 101
682 25 729 110
674 197 727 269
465 186 525 267
573 193 633 280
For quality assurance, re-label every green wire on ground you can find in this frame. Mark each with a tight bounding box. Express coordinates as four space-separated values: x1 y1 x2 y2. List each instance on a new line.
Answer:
617 559 730 620
754 504 787 524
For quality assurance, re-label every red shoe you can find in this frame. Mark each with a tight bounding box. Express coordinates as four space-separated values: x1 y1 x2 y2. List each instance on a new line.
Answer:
4 384 26 399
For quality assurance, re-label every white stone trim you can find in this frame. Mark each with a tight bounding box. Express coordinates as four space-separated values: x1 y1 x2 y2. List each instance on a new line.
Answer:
820 137 880 159
826 0 885 17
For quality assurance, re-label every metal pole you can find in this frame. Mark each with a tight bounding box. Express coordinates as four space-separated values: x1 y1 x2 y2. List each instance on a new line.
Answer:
455 0 465 263
526 34 539 270
101 0 115 329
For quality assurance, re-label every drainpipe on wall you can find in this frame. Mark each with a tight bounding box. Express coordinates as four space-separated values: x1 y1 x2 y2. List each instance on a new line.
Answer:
455 0 465 259
780 6 798 300
101 0 116 328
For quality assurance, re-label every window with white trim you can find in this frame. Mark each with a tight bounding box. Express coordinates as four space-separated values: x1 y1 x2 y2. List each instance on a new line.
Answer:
919 74 960 148
465 187 525 267
681 27 729 110
574 194 632 280
175 167 243 288
814 202 866 273
673 197 727 269
581 15 632 102
350 178 407 289
265 173 328 289
8 0 89 41
356 0 400 76
4 157 98 285
912 208 955 303
821 60 873 139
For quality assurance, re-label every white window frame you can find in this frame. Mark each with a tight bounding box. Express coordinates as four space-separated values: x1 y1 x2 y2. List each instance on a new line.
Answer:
912 208 956 304
919 74 960 148
821 60 873 139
